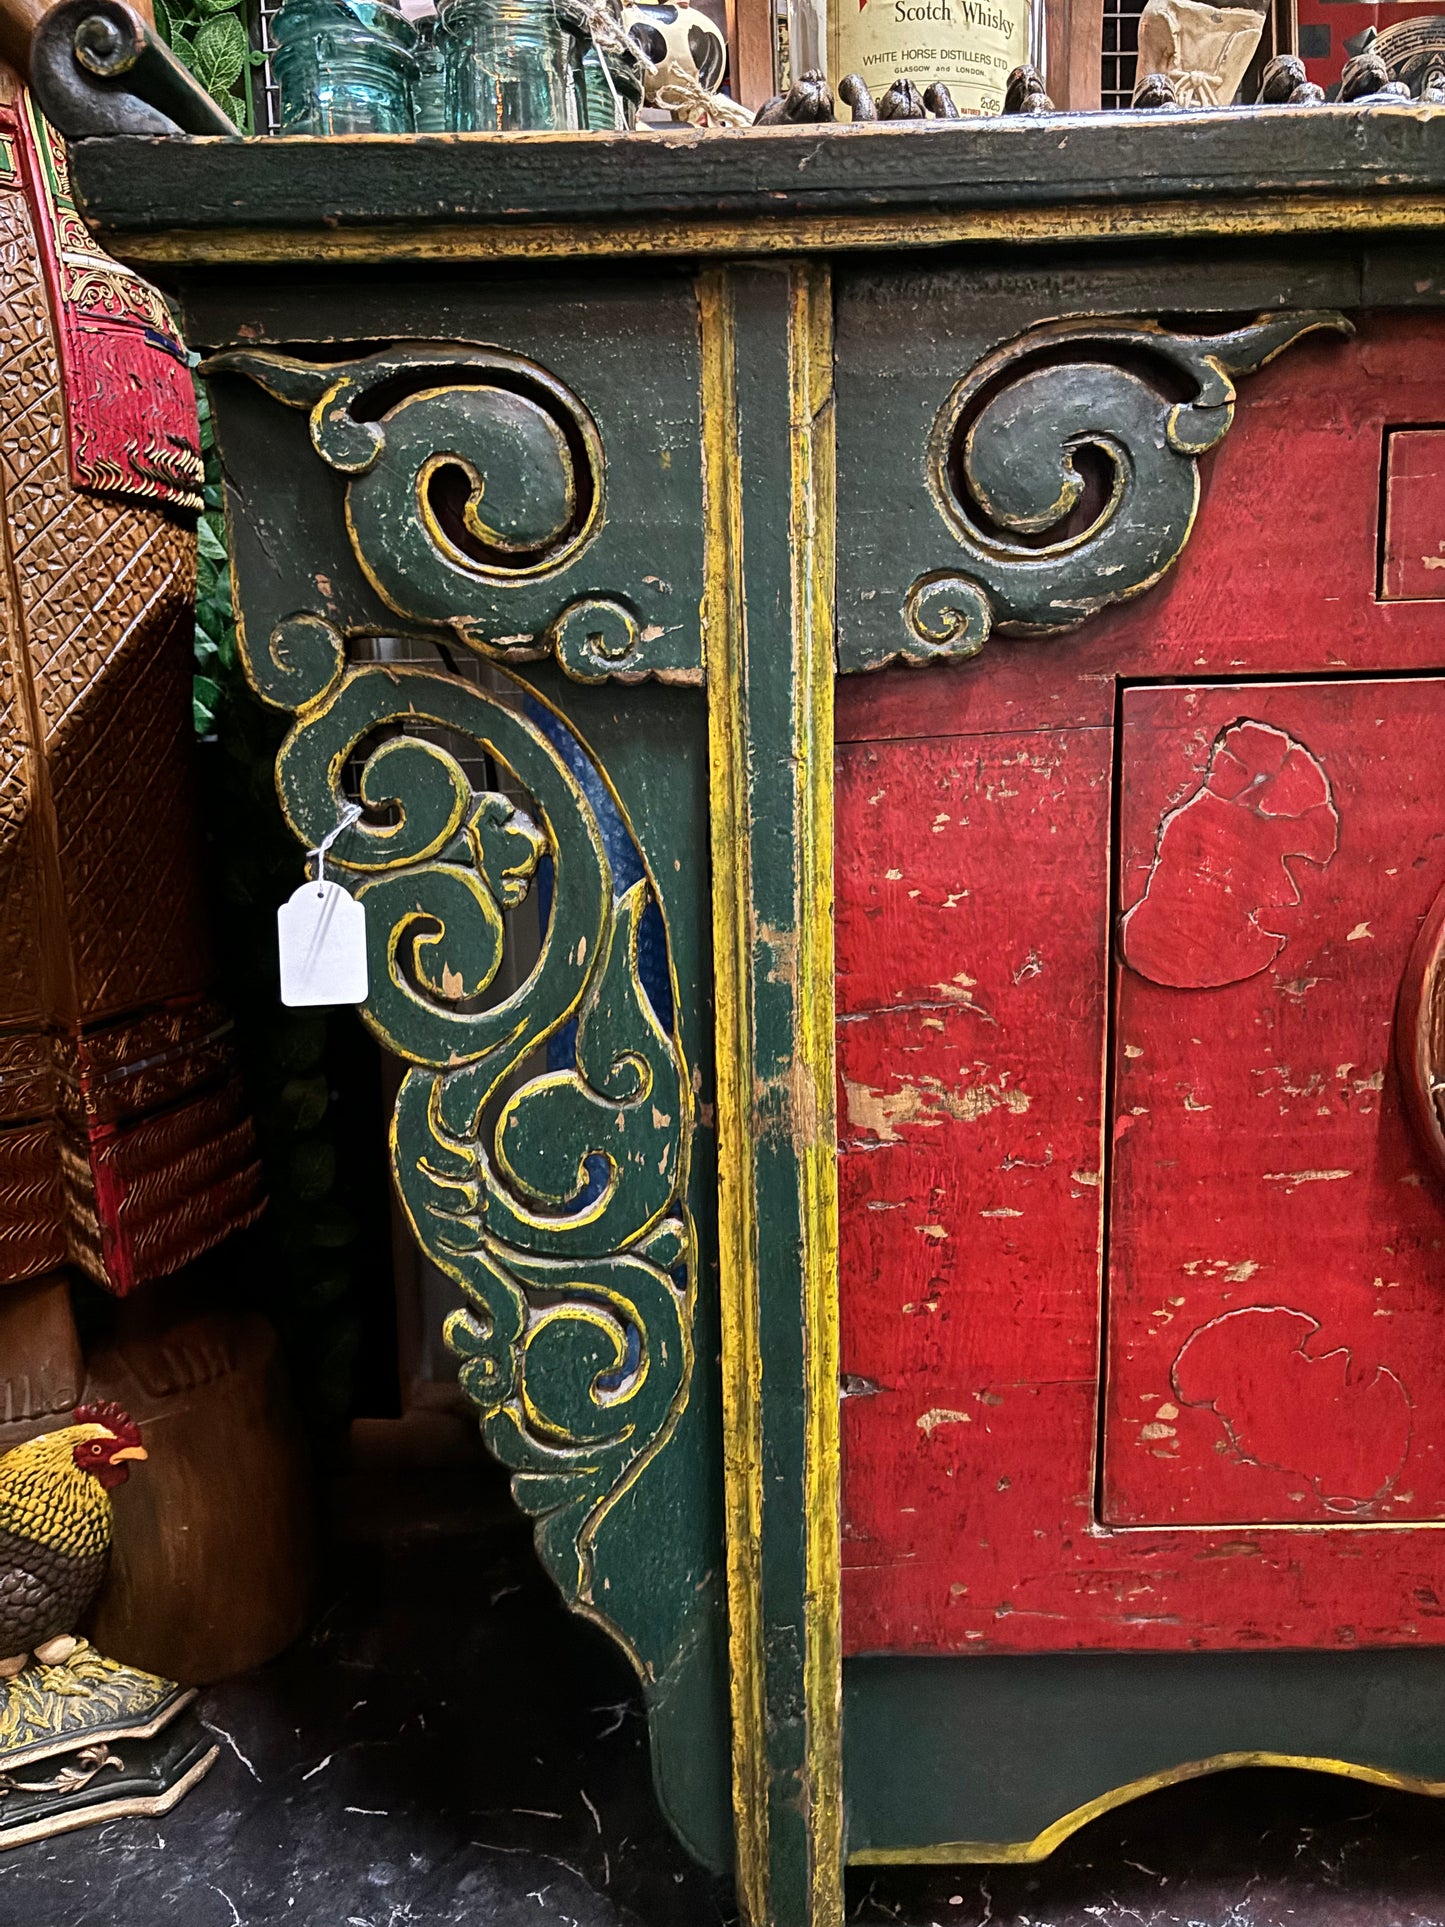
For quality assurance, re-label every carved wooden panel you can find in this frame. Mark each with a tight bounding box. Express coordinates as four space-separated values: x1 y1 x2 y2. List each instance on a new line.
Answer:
834 301 1347 674
0 93 261 1294
203 288 706 692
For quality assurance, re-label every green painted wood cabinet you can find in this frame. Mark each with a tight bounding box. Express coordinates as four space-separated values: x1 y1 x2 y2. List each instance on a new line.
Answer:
69 110 1445 1927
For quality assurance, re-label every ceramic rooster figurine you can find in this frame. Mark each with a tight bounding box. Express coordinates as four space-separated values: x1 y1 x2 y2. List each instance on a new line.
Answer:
0 1401 216 1847
0 1403 146 1678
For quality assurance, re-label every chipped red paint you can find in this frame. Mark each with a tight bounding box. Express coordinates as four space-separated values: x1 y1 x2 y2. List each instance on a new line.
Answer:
1169 1308 1412 1518
836 314 1445 1656
1120 720 1337 991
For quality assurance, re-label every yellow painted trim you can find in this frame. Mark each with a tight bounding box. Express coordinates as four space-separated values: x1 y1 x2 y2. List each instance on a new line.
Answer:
102 192 1445 269
789 262 845 1927
848 1752 1445 1867
701 266 771 1927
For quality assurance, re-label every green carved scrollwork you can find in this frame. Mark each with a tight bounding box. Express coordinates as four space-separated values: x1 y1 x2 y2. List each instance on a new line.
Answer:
858 310 1352 672
203 345 702 685
274 659 694 1620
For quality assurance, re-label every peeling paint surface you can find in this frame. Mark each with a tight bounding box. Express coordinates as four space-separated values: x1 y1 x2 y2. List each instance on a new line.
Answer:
1169 1307 1412 1516
833 316 1445 1658
1121 720 1337 990
1106 677 1445 1536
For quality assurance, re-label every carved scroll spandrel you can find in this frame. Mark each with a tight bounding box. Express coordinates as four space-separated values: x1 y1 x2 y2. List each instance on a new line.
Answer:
205 338 705 689
267 657 697 1627
837 308 1352 674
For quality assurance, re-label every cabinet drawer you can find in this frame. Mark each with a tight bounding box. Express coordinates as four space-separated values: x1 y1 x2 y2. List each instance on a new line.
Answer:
1105 678 1445 1528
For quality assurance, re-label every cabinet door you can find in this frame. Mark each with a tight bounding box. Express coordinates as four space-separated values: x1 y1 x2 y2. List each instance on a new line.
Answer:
838 674 1445 1656
836 306 1445 1659
1104 678 1445 1529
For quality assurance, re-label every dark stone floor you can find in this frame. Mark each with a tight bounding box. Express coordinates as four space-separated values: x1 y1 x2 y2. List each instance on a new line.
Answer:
0 1466 732 1927
7 1467 1445 1926
846 1768 1445 1927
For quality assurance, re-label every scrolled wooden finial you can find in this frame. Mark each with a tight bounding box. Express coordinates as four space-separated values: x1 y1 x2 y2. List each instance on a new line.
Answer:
754 66 835 123
1132 69 1180 108
1004 62 1054 112
877 75 926 118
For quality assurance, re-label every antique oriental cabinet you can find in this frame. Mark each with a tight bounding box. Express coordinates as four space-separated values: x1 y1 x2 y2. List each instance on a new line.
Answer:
64 106 1445 1927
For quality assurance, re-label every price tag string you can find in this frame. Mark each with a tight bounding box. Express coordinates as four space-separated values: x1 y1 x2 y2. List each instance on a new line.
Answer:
308 803 363 896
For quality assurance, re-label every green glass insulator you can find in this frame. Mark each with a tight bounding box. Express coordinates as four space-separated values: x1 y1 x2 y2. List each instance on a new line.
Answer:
576 41 623 125
557 0 643 127
273 0 419 132
440 0 575 128
412 13 452 129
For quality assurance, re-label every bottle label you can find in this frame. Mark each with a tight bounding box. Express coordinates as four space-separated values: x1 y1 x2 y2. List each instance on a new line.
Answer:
828 0 1030 113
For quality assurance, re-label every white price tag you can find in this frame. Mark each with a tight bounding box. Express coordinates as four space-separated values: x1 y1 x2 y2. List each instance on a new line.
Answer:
278 880 368 1007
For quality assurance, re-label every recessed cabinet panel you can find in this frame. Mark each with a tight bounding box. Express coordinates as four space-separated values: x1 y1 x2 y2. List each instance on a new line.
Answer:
1382 429 1445 602
1103 679 1445 1528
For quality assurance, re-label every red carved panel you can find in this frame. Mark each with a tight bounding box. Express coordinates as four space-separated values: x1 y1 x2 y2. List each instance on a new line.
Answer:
1105 680 1445 1528
837 312 1445 1657
14 101 201 513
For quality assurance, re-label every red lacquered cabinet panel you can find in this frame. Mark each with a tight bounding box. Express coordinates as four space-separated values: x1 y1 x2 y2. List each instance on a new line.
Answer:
837 315 1445 1660
1107 681 1445 1529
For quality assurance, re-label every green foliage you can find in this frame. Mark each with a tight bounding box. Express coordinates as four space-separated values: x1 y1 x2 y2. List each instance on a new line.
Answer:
192 383 233 734
154 0 265 128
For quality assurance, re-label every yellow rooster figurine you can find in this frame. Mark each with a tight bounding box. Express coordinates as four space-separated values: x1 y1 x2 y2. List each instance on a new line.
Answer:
0 1400 218 1847
0 1402 146 1678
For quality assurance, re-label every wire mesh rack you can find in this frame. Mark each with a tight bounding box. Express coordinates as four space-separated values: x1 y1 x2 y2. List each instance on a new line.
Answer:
1100 0 1146 107
250 0 283 133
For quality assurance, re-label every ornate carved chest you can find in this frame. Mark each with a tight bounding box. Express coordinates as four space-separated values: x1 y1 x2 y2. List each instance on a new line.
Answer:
68 106 1445 1926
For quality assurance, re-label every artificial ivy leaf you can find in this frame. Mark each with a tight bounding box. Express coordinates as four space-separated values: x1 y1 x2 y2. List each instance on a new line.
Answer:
280 1072 331 1131
152 0 175 41
193 675 221 731
193 12 247 94
198 515 228 560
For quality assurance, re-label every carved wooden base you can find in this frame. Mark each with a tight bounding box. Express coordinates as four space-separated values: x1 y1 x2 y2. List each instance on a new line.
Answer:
0 1646 214 1851
0 1277 81 1431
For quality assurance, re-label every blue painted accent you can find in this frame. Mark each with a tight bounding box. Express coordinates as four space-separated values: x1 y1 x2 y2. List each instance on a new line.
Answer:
526 697 675 1058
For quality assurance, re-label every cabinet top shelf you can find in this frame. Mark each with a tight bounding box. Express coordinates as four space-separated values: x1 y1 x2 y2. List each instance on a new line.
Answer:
65 106 1445 272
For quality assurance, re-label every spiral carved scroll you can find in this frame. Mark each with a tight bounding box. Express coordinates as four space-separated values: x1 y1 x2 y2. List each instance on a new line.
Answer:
204 344 700 685
878 311 1351 672
276 662 693 1615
